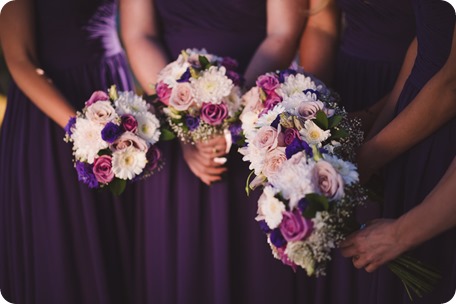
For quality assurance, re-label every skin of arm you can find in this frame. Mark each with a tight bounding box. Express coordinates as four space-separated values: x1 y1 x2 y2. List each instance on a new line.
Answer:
0 0 76 128
340 156 456 272
357 26 456 183
243 0 308 88
298 0 341 85
119 0 227 185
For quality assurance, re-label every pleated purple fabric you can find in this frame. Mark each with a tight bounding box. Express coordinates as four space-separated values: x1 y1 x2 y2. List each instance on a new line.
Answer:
0 1 136 303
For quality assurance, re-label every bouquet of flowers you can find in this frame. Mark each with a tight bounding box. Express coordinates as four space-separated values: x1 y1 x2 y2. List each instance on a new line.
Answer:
239 68 366 276
154 48 244 144
238 68 440 302
64 86 163 195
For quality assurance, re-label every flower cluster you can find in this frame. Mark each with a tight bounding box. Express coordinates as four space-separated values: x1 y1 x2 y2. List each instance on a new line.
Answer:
155 48 244 143
239 68 366 276
64 86 163 194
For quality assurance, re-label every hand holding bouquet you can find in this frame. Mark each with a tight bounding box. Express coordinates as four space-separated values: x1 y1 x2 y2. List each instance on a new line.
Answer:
64 86 163 195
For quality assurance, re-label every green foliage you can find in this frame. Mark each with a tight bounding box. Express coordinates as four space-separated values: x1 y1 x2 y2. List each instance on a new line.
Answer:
301 193 329 219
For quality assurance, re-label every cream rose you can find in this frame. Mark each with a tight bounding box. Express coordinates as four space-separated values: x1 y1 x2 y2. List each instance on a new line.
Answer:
109 131 148 152
262 148 287 178
85 100 117 125
169 82 194 111
312 160 344 200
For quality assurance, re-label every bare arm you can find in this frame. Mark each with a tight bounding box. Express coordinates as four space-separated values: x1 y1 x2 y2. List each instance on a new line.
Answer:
0 0 75 128
119 0 169 94
357 26 456 182
340 156 456 272
243 0 307 88
299 0 340 85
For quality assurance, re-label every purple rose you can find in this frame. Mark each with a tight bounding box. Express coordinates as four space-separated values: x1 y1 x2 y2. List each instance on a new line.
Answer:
256 74 280 93
280 209 313 242
221 56 238 70
270 228 287 248
262 92 282 113
226 70 243 87
93 155 114 184
285 138 312 159
75 161 98 188
156 81 172 106
85 90 109 107
201 103 228 126
185 115 200 131
64 116 77 136
145 145 162 172
101 122 124 143
283 128 301 145
278 69 297 83
121 114 138 133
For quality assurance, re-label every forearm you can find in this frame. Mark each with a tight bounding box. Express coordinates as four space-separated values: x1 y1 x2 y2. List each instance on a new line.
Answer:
244 34 301 88
123 36 169 95
395 156 456 250
299 0 340 85
8 60 75 128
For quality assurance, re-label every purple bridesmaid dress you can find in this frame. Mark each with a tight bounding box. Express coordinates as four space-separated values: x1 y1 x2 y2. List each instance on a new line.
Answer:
131 0 316 303
378 1 456 303
0 0 136 303
334 0 415 111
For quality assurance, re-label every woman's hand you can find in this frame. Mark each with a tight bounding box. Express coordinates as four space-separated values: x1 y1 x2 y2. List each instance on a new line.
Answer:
339 219 408 272
181 136 228 186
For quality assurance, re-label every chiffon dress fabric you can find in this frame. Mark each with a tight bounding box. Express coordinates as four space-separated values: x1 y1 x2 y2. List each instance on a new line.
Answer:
131 0 316 303
0 0 136 303
378 1 456 303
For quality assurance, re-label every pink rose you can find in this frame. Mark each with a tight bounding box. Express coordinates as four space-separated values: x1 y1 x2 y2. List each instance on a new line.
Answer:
240 87 263 119
110 131 148 152
93 155 114 184
256 74 280 93
201 102 228 126
253 126 283 151
284 128 301 145
297 101 335 119
169 82 194 111
121 114 138 133
275 246 297 271
85 91 109 107
263 148 287 178
313 160 345 200
280 209 313 242
156 81 172 106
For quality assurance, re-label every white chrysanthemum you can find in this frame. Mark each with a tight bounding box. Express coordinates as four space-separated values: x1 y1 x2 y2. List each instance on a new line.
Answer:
277 74 319 98
114 91 150 115
285 241 316 276
323 154 359 185
157 60 190 88
299 120 331 146
256 186 285 229
281 92 319 115
136 112 161 145
85 100 117 125
225 86 242 117
256 104 285 128
112 146 147 180
240 111 260 140
191 66 233 105
238 145 267 176
71 118 108 164
268 158 315 209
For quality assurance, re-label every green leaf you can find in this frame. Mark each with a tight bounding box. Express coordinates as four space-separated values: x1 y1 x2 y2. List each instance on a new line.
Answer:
302 193 329 219
328 115 343 129
199 55 211 70
313 110 329 130
329 128 349 140
160 128 176 141
108 178 127 196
